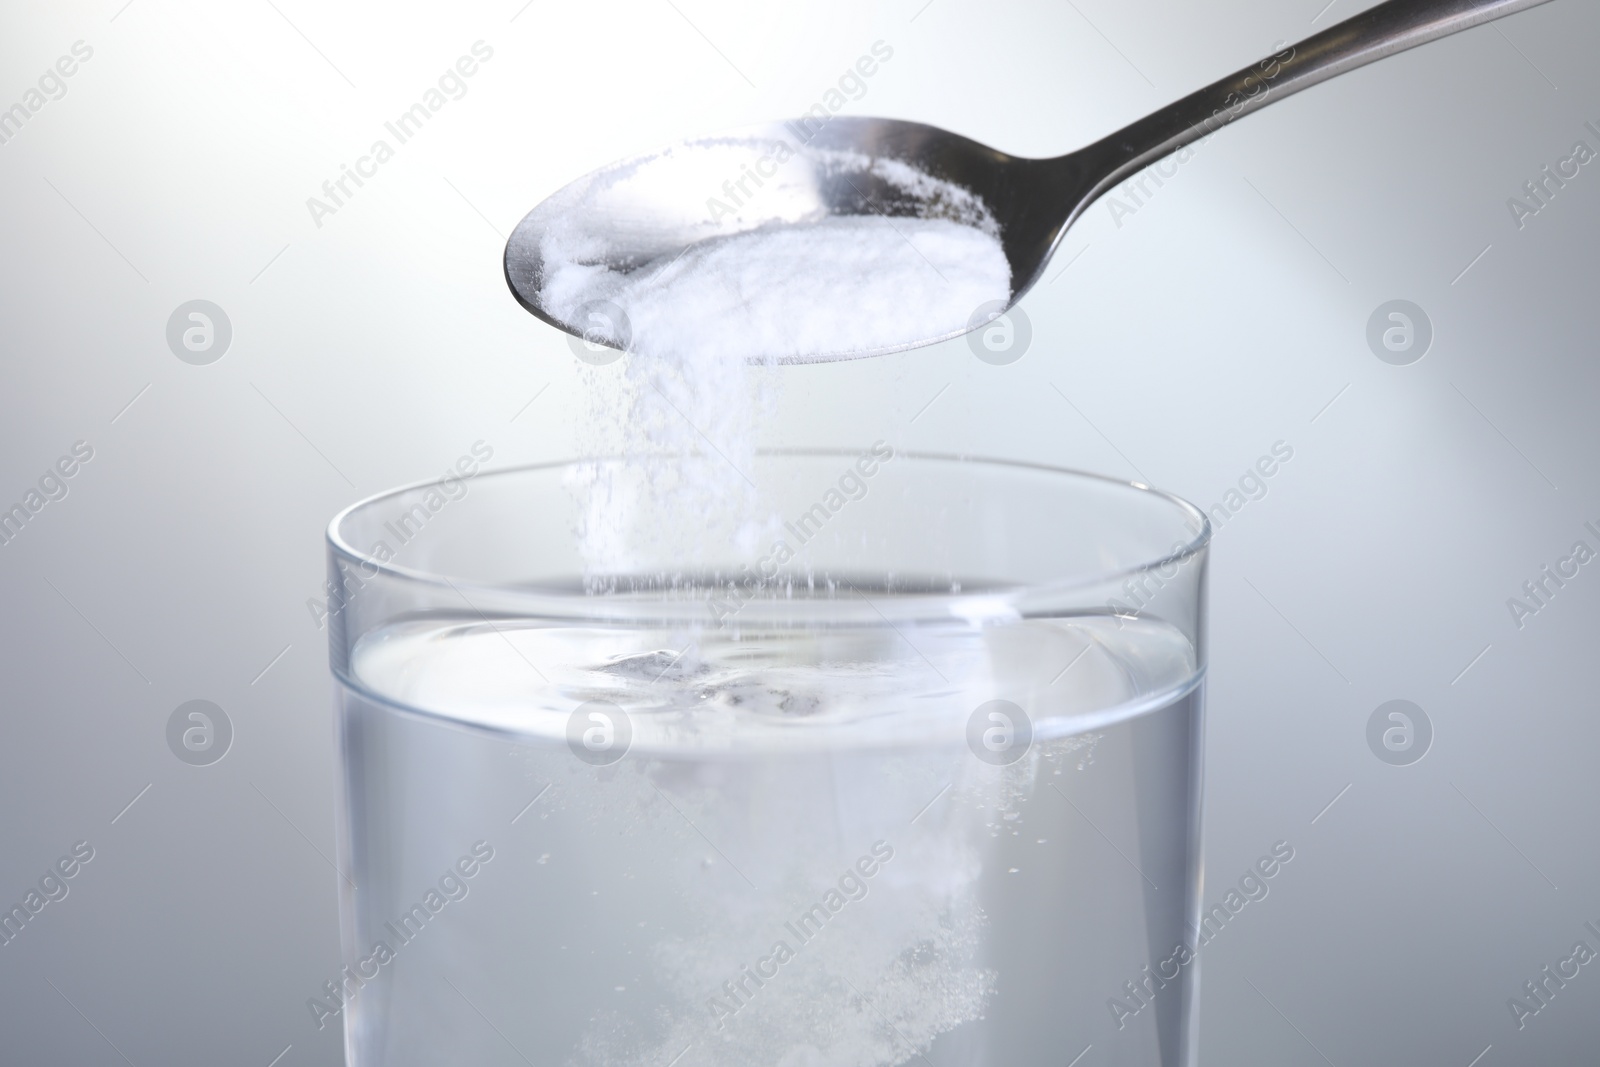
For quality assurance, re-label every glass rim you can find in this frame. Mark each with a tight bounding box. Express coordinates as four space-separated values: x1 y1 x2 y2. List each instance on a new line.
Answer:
326 448 1212 614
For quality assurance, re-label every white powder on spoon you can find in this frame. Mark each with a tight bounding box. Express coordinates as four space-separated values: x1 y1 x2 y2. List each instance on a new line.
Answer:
542 214 1011 364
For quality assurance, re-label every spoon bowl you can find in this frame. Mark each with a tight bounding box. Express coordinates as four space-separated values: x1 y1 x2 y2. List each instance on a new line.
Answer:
506 117 1079 361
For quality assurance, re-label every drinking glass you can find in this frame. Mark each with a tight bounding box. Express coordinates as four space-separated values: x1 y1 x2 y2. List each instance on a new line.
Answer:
324 450 1209 1067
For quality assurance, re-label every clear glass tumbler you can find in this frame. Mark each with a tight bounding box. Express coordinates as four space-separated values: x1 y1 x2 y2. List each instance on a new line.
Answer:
324 450 1209 1067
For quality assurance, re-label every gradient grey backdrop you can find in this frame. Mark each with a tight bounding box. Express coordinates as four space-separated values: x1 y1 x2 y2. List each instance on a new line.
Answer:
1 0 1594 1064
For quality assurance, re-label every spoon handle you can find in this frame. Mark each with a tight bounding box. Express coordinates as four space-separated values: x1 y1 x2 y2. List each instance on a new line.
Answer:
1084 0 1555 191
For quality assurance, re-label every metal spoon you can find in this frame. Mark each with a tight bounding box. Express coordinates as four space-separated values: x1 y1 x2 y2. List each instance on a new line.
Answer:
506 0 1555 363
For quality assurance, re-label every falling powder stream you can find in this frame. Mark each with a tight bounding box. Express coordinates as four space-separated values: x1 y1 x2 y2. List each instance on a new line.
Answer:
535 156 1012 580
525 156 1015 1067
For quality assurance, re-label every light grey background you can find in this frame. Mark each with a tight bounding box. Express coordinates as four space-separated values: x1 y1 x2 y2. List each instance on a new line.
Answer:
1 0 1594 1064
